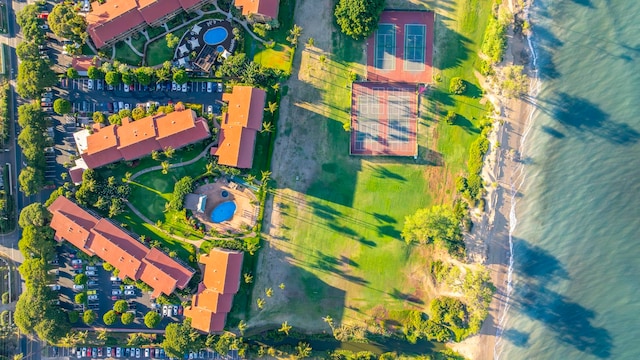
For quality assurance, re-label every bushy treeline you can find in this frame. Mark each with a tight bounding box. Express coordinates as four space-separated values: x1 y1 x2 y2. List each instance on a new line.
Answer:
481 14 507 64
0 83 9 144
168 176 193 211
14 203 71 344
75 169 130 218
17 103 50 196
456 117 493 207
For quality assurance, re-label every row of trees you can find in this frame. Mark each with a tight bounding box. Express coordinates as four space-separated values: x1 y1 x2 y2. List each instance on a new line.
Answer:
17 104 51 195
334 0 385 40
15 5 58 100
0 83 9 145
78 59 189 87
14 203 71 344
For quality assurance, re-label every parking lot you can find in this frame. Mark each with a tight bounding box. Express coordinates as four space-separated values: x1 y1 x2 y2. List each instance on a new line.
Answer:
58 78 223 117
49 246 185 330
45 346 241 360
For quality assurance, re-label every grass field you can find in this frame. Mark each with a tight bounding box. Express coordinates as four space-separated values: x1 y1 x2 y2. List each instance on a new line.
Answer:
247 0 491 334
245 0 296 74
146 28 189 66
114 41 142 66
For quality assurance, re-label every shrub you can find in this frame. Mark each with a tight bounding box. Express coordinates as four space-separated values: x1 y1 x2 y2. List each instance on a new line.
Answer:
103 310 118 325
444 111 457 125
449 77 466 95
121 312 134 325
481 15 507 63
1 292 8 304
74 292 87 304
168 176 193 211
83 309 97 324
68 310 79 324
74 273 87 285
144 310 160 328
113 300 128 313
103 262 114 271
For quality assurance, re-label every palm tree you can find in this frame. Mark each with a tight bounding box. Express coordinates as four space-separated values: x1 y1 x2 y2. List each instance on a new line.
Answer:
97 329 108 342
279 283 285 290
237 320 247 335
243 273 253 284
163 146 175 159
151 150 161 161
61 172 68 180
265 288 273 297
261 121 274 133
260 170 272 184
244 174 256 183
161 161 170 175
266 101 278 115
205 162 214 175
272 83 280 92
123 171 132 183
278 321 292 335
256 297 265 309
296 342 312 358
322 315 334 329
246 241 260 256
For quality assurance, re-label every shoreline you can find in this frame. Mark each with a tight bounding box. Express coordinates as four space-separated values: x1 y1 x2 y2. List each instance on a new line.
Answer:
449 0 537 359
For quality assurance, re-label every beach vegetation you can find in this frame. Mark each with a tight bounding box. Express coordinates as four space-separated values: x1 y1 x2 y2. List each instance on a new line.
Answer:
162 320 203 358
402 205 465 258
449 77 466 95
481 12 507 64
500 65 529 98
334 0 385 40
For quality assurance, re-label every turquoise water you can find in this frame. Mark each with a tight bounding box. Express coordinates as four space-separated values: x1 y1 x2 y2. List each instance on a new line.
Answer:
496 1 640 359
210 201 236 223
203 27 228 45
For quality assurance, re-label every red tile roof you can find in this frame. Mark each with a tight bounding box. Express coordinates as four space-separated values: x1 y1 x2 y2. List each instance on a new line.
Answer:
71 56 100 72
234 0 279 20
48 196 194 297
87 0 206 48
77 108 210 169
184 248 243 333
213 86 265 168
69 167 85 185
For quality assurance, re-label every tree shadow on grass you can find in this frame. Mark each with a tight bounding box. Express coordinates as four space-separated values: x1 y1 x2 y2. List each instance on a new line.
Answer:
390 289 424 305
377 225 401 240
454 114 480 134
433 17 472 70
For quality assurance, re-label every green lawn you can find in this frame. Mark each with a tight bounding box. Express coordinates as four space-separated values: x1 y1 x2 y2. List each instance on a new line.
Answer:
146 27 188 66
248 0 492 331
114 41 142 66
245 0 296 74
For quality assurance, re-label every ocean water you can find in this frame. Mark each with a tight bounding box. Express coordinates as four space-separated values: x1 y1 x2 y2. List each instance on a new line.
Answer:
495 0 640 359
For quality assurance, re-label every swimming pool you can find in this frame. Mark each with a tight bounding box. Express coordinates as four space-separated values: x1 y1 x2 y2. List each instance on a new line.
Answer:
210 201 236 223
203 27 228 45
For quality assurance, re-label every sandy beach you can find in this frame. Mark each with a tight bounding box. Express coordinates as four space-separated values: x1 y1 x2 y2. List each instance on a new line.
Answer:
448 1 537 358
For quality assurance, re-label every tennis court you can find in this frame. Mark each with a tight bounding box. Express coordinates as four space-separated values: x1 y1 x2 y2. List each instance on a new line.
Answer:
404 24 426 71
366 11 434 83
375 24 396 70
351 83 417 156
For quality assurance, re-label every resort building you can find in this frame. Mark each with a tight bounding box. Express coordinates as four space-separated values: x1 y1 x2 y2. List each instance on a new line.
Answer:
72 104 210 172
184 248 244 333
86 0 210 48
71 56 100 77
234 0 280 23
211 86 266 168
48 196 195 298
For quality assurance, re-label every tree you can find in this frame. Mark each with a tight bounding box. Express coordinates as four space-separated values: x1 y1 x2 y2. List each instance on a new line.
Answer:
334 0 385 40
74 274 87 285
93 111 106 124
166 33 180 48
286 24 303 46
87 66 104 80
74 292 87 304
144 311 160 328
449 77 466 95
103 310 118 325
49 3 86 42
155 61 172 82
19 203 51 228
83 310 97 324
113 300 128 314
16 5 45 42
296 342 312 358
121 312 134 325
68 311 79 324
278 321 292 335
17 60 57 99
217 54 248 78
66 68 79 79
162 320 201 358
131 107 146 120
161 161 170 175
261 121 273 133
172 69 188 85
256 298 265 309
266 101 278 115
401 205 464 256
163 146 175 159
237 320 247 335
19 166 44 196
53 98 71 115
97 329 109 342
265 288 273 297
168 176 193 210
135 67 154 86
109 198 124 217
122 72 134 85
322 315 334 329
105 71 122 86
501 65 529 98
18 226 55 260
16 42 39 62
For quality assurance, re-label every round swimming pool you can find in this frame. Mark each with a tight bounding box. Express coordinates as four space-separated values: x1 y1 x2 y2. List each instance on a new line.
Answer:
203 27 228 45
210 201 236 223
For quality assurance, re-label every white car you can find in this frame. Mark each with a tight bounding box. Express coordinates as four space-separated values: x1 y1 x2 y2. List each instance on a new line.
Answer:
87 294 98 301
124 285 134 290
162 305 168 316
144 348 150 357
86 266 96 271
110 276 121 282
112 289 122 295
71 259 82 265
124 103 130 110
48 284 60 290
124 84 129 93
207 105 212 115
173 305 178 316
124 290 135 296
87 79 93 90
181 83 187 92
136 348 141 358
171 82 178 91
206 82 212 93
85 270 96 276
73 284 84 291
217 82 223 92
116 347 122 358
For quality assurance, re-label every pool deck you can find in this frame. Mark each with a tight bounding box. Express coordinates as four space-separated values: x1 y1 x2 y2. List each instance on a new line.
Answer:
192 177 258 233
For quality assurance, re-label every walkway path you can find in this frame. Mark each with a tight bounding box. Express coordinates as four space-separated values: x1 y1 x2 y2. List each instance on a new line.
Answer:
124 37 144 57
124 144 256 248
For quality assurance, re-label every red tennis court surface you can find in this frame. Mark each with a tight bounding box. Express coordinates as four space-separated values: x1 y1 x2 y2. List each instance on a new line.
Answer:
366 10 434 83
350 82 417 156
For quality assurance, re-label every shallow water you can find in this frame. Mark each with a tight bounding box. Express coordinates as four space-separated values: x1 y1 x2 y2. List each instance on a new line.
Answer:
496 0 640 359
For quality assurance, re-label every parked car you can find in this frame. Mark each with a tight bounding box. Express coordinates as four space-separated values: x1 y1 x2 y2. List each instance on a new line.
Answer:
86 266 96 271
112 289 122 295
85 270 96 276
162 305 168 316
86 348 91 357
136 348 141 358
124 83 129 92
73 284 85 291
124 285 134 290
129 84 134 91
171 82 177 91
76 348 82 358
118 101 124 110
97 80 103 90
173 305 178 316
107 347 112 357
87 295 98 301
108 84 114 91
181 83 187 92
81 348 86 357
93 348 98 357
37 13 48 20
124 290 135 296
110 276 121 282
111 295 120 300
124 103 130 110
71 259 82 265
87 79 93 90
145 348 150 357
48 284 60 290
178 305 183 315
206 82 213 93
125 348 131 357
217 82 223 92
116 347 122 358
